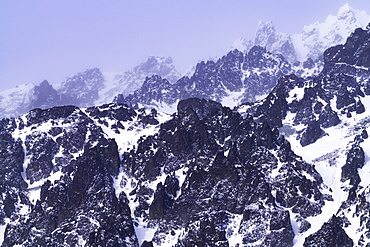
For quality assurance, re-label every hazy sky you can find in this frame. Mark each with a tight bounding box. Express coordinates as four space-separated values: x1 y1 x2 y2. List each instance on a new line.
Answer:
1 0 370 92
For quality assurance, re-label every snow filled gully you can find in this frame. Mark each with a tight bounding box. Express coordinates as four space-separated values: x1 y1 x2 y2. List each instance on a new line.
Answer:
283 97 370 245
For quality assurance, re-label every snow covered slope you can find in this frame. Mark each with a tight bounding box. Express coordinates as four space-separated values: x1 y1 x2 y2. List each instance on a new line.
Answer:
283 82 370 246
0 83 36 118
0 103 171 246
1 9 370 246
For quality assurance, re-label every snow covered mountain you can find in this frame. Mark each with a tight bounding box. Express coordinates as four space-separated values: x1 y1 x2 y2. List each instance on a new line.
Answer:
232 3 370 65
116 46 293 111
59 67 105 107
1 4 368 121
0 69 105 119
0 80 60 119
294 3 370 62
0 47 295 119
59 56 180 108
1 24 370 246
0 56 181 119
97 56 181 105
113 5 370 115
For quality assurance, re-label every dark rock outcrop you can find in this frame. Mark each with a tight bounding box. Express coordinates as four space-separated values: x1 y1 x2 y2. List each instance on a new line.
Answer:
304 216 353 247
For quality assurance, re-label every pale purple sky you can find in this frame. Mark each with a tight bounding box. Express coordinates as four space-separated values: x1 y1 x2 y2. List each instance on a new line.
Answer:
0 0 369 92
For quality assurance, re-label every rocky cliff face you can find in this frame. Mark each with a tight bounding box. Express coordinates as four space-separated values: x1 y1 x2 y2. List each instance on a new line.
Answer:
0 103 165 246
247 25 370 140
123 98 327 246
0 98 330 246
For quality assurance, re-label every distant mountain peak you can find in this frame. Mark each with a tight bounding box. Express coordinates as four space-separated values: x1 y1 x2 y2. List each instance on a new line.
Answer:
39 79 50 88
231 21 297 63
256 20 275 33
338 2 352 12
232 4 370 65
337 3 362 21
130 55 179 81
96 55 181 105
254 21 278 46
296 4 370 61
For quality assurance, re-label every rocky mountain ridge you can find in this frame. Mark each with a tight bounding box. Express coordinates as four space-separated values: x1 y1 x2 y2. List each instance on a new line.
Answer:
115 46 292 111
1 24 370 246
98 56 181 104
0 56 180 119
1 4 368 120
113 5 370 114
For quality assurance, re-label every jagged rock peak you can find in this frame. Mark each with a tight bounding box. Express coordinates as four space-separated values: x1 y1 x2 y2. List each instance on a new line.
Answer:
134 55 178 77
337 3 365 21
232 21 297 63
116 47 293 112
0 55 181 119
97 55 181 104
39 79 51 87
116 55 181 85
254 21 278 45
60 68 104 92
58 68 105 107
29 80 59 110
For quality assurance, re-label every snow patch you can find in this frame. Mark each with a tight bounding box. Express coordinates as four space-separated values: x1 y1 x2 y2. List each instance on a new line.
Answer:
174 167 189 199
287 86 305 104
359 129 370 188
226 213 243 246
221 89 245 108
135 225 158 246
